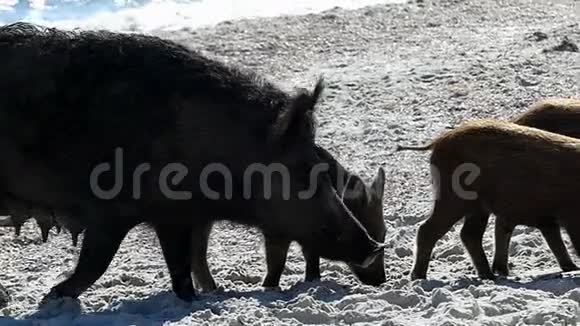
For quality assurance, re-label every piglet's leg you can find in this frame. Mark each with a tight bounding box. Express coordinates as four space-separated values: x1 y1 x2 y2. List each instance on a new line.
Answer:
262 235 291 288
460 212 493 279
491 218 514 276
540 223 579 272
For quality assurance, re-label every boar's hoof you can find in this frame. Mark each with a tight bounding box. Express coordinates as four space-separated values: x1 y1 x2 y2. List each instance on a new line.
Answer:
198 283 218 293
261 278 280 289
492 263 509 277
262 285 282 292
172 284 196 302
358 276 386 287
40 288 76 305
409 270 426 281
478 271 496 281
304 275 321 283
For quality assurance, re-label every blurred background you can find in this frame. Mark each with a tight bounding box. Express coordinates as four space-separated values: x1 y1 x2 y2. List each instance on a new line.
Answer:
0 0 405 32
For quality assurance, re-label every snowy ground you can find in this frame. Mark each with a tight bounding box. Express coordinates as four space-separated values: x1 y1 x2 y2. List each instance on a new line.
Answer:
1 0 580 324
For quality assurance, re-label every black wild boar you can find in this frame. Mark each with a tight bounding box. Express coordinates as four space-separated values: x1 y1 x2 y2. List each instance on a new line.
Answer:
0 22 383 302
190 146 387 291
409 119 580 280
398 98 580 277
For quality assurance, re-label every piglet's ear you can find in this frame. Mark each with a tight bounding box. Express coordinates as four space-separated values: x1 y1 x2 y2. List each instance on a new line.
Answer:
341 174 368 203
269 78 325 143
371 167 385 199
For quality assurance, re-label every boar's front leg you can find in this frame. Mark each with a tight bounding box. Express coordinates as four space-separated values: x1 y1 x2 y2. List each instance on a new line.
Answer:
154 223 196 302
190 221 217 292
262 234 291 288
539 223 579 273
301 248 320 282
42 218 135 302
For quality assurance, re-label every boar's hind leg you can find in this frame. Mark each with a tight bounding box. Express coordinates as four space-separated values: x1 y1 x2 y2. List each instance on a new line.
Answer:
262 235 291 288
190 221 217 292
410 199 464 280
460 210 493 279
154 224 196 302
43 219 135 302
491 218 515 276
302 248 320 282
540 223 579 272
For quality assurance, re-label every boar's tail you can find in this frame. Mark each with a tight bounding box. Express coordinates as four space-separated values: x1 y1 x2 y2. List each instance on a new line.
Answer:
269 77 326 143
394 142 434 152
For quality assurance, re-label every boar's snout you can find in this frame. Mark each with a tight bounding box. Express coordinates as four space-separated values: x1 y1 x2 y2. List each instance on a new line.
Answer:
357 242 386 268
318 189 385 266
349 248 386 286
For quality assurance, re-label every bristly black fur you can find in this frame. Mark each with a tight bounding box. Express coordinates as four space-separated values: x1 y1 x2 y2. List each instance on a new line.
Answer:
0 23 381 302
0 22 307 162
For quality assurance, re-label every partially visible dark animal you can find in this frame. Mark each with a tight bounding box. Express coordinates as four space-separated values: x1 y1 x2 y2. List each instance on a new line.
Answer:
399 98 580 277
409 119 580 280
0 22 383 302
190 146 387 292
0 196 59 242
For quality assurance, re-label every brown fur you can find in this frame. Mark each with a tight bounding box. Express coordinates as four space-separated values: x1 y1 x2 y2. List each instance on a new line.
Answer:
514 98 580 134
403 98 580 276
489 98 580 275
396 98 580 151
410 119 580 280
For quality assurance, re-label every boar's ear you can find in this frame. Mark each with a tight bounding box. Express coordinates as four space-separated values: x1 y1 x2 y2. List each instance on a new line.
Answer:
314 145 344 187
269 78 325 143
371 167 385 199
